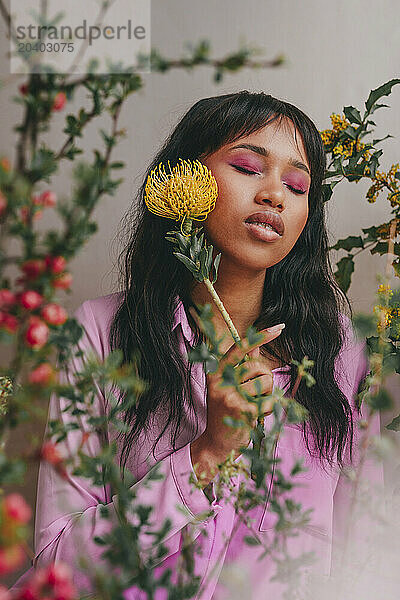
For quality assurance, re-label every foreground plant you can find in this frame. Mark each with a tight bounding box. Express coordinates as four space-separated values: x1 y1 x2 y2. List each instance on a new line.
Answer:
0 1 293 595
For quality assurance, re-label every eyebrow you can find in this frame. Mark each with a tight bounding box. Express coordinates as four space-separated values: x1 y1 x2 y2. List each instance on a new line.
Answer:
228 143 311 176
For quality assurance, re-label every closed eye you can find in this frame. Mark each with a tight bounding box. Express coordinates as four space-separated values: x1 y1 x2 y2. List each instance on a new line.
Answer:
231 164 259 176
232 164 307 195
284 183 307 195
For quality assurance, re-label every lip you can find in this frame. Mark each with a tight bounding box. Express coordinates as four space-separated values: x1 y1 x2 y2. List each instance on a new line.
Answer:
244 222 281 242
244 210 285 236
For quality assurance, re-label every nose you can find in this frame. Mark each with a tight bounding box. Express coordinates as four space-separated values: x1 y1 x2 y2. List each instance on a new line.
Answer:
254 178 285 210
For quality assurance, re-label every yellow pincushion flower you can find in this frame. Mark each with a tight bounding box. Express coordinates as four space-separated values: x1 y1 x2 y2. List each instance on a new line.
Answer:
144 158 218 223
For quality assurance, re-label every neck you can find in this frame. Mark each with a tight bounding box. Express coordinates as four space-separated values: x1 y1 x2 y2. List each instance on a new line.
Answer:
190 262 266 341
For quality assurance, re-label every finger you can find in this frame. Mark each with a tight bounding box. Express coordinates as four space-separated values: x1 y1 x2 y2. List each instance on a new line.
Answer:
240 374 273 397
248 346 260 359
218 324 285 372
237 359 272 384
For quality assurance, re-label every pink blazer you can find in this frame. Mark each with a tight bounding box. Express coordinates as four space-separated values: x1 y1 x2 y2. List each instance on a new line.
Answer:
12 291 384 599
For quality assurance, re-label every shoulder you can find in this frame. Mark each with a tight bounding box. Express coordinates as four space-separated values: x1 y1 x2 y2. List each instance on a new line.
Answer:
72 291 124 361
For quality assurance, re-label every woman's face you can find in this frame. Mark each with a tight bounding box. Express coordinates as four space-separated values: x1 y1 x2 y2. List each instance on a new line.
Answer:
199 118 311 273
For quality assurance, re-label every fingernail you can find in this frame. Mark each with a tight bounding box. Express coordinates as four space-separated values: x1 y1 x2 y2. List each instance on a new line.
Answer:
266 323 285 333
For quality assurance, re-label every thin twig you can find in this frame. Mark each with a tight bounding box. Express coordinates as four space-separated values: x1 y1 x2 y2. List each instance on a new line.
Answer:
61 0 117 79
55 106 98 161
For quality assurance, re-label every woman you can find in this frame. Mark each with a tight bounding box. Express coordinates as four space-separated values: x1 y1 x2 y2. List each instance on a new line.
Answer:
19 92 383 598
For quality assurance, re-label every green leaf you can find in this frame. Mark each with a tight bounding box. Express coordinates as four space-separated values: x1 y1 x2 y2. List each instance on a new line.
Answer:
343 126 357 140
223 416 246 429
367 151 382 178
369 103 390 114
368 388 393 411
245 325 265 347
174 231 191 253
365 79 400 112
321 184 334 203
382 353 400 376
206 245 213 272
343 106 362 124
243 536 261 546
334 255 355 293
366 336 394 357
173 252 198 275
352 313 379 338
321 180 340 203
190 235 200 260
221 364 238 387
204 354 219 375
211 253 221 283
194 247 206 278
372 134 393 145
332 236 364 252
105 349 123 369
386 413 400 432
29 147 58 182
63 115 80 137
370 241 392 256
361 224 380 243
290 459 308 477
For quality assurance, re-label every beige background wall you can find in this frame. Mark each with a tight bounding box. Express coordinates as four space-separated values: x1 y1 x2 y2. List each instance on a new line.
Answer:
1 0 399 586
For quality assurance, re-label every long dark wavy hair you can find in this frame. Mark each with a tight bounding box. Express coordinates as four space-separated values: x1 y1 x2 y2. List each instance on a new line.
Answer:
109 90 358 474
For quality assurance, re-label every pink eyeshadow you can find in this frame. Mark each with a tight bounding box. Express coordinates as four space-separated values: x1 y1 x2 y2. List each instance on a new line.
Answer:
283 175 309 192
230 157 263 172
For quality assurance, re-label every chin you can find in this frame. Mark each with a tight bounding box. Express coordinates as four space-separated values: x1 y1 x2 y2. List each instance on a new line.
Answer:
230 251 284 272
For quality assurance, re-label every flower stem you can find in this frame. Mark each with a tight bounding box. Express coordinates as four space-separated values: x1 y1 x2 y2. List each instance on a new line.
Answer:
203 277 241 344
201 280 265 475
179 223 265 475
181 215 193 236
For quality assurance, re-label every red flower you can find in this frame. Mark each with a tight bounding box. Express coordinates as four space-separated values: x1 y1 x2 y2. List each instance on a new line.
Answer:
40 441 63 466
40 442 68 479
45 255 66 274
52 273 72 290
0 544 25 576
0 289 16 308
52 92 66 112
0 192 7 216
28 363 56 386
25 317 49 349
2 493 32 525
19 83 29 96
46 562 73 586
41 303 67 326
21 260 46 280
19 290 44 310
39 190 57 207
0 158 11 172
0 312 19 333
17 562 76 600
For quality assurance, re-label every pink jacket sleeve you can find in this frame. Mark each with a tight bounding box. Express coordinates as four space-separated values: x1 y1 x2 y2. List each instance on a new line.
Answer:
33 301 222 594
331 319 385 576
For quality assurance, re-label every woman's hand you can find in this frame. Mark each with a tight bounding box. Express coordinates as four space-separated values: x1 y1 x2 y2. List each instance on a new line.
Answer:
190 325 285 484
